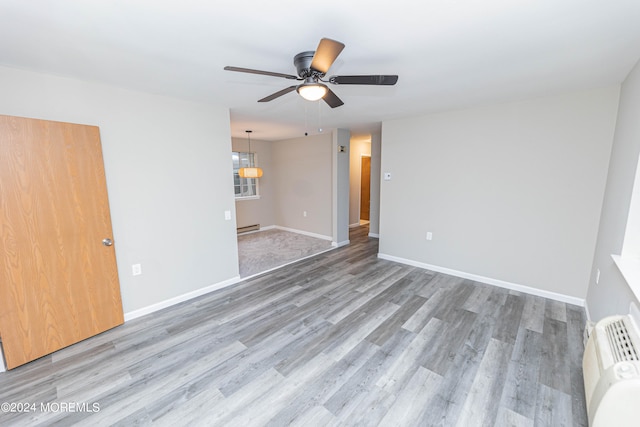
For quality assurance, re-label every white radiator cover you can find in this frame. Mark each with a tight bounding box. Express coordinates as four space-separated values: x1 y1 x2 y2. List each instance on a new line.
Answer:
583 304 640 426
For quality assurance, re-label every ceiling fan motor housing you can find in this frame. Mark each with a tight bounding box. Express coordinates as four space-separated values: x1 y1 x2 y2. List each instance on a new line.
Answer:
294 51 318 78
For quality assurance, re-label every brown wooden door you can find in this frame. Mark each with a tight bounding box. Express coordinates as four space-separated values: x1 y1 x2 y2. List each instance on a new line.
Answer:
0 115 123 369
360 156 371 221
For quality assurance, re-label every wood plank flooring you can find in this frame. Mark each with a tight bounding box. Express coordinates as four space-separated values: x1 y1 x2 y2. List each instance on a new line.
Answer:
0 226 588 426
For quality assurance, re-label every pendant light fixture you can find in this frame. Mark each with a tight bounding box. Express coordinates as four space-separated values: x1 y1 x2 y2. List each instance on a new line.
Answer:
238 130 263 178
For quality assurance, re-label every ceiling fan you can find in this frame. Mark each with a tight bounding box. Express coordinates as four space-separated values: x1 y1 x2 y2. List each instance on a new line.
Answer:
224 38 398 108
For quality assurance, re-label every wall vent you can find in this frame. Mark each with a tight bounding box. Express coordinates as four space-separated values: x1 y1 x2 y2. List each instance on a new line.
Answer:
605 319 639 363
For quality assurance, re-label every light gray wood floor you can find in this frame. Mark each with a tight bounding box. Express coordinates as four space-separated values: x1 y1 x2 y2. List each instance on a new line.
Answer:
0 226 587 426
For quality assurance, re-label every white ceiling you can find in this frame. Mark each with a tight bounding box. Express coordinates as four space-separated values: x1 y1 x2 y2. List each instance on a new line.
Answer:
1 0 639 141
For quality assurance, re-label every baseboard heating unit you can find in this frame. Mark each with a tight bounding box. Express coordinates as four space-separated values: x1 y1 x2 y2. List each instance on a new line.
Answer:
237 224 260 234
583 303 640 426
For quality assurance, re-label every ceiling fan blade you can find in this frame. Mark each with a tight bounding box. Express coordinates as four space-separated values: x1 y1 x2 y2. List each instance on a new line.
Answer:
310 38 345 74
224 66 299 80
329 75 399 85
322 88 344 108
258 85 298 102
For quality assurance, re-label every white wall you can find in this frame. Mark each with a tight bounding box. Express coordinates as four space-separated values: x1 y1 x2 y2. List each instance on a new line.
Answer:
349 138 372 226
232 137 276 229
333 129 351 246
369 131 382 237
587 59 640 321
0 65 239 315
271 133 333 238
380 87 619 301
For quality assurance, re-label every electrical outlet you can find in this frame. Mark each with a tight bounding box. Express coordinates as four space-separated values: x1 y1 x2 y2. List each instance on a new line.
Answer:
132 264 142 276
224 210 231 221
303 211 307 217
426 232 433 241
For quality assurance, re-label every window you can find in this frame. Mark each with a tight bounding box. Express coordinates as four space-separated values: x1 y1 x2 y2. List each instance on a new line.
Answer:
232 151 259 198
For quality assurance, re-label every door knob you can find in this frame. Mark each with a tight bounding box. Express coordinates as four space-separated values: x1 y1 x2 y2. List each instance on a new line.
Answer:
102 238 113 246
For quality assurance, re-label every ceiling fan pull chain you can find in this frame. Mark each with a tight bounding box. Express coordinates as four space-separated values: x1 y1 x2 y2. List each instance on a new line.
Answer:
305 101 309 135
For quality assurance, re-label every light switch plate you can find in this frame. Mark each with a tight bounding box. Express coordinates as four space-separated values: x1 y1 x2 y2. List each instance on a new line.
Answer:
132 264 142 276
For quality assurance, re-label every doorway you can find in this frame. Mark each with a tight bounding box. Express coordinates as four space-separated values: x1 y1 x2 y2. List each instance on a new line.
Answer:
360 155 371 224
231 133 343 278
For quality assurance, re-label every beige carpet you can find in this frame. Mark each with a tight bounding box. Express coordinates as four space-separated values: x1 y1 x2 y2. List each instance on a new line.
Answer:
237 228 334 278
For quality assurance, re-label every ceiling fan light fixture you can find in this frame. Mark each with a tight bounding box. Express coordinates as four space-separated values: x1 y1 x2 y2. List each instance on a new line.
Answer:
297 82 328 101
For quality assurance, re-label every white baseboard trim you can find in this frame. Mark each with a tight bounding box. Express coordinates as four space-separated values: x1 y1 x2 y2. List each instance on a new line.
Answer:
252 225 334 243
124 276 241 322
377 253 585 307
369 233 380 238
274 226 332 242
333 240 350 248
